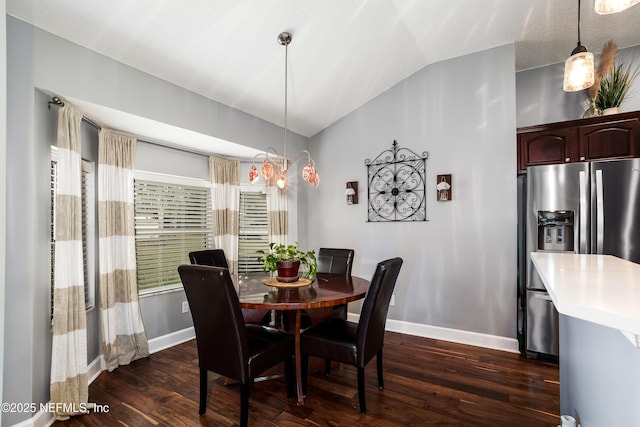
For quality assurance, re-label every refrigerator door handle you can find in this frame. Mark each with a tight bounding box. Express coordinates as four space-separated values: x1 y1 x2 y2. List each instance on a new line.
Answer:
533 293 553 302
579 170 588 253
595 169 604 254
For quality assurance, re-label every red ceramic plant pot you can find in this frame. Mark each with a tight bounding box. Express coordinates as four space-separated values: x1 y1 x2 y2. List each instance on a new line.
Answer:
276 260 300 283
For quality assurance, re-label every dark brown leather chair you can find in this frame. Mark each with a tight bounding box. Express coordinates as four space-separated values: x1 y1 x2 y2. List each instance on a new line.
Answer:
178 265 294 427
188 249 270 325
188 249 229 268
301 257 403 414
315 248 354 375
317 247 355 320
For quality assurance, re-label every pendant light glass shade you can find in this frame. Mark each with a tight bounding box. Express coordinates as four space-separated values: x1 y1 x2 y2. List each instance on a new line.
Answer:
276 171 287 189
563 45 595 91
595 0 640 14
563 0 595 92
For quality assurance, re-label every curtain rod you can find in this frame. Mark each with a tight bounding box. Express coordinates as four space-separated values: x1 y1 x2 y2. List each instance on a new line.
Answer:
48 96 102 130
46 95 250 162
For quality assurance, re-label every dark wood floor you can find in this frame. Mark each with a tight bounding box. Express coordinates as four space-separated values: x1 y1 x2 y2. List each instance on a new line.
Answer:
54 332 559 426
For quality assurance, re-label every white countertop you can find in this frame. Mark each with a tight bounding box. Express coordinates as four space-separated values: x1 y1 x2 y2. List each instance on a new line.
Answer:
530 253 640 340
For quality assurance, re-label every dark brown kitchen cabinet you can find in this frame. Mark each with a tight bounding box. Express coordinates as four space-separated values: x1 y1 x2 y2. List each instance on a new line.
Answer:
518 127 577 172
517 111 640 174
578 118 638 161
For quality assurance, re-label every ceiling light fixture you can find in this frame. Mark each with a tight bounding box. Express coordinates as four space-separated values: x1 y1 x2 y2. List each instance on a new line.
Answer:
563 0 595 92
595 0 640 14
248 32 319 190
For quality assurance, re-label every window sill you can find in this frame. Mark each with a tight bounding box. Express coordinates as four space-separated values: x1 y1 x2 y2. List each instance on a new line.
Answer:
139 284 183 298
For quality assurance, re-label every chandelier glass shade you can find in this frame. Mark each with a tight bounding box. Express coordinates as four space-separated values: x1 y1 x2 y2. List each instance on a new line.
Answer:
595 0 640 14
249 32 319 189
563 0 595 92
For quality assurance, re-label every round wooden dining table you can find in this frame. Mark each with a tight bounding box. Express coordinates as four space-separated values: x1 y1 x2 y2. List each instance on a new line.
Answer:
237 272 371 406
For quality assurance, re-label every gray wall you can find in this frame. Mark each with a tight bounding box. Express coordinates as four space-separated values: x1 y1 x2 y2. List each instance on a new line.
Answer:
5 20 50 423
0 0 6 411
309 44 518 339
135 142 208 179
516 45 640 127
3 86 104 426
3 16 309 426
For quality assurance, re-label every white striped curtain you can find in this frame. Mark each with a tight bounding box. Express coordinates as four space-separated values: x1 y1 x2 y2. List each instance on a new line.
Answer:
98 129 149 372
209 156 240 281
50 104 88 420
266 175 288 244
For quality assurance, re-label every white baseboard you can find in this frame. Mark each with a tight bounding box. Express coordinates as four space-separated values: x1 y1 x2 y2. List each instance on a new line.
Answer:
347 314 519 354
76 328 197 387
15 323 516 427
147 327 195 354
87 355 103 385
10 409 52 427
13 329 197 427
13 355 106 427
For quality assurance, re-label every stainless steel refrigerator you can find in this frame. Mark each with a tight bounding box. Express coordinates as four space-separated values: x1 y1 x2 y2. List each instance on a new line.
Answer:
521 158 640 358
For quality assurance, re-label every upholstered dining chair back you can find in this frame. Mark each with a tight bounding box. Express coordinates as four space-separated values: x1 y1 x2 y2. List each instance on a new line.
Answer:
300 257 403 414
179 265 250 380
317 248 354 275
314 248 356 374
188 249 229 269
178 264 294 426
356 257 403 366
188 248 269 325
317 248 354 321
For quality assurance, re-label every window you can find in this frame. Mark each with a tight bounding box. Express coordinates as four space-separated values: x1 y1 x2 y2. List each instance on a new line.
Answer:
238 190 269 274
134 172 213 294
50 147 96 314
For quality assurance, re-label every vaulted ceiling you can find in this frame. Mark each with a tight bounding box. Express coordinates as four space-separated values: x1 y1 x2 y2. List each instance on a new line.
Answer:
8 0 640 139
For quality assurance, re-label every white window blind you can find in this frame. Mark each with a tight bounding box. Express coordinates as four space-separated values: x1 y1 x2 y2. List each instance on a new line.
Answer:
134 177 213 293
50 150 96 314
81 160 96 309
238 191 269 274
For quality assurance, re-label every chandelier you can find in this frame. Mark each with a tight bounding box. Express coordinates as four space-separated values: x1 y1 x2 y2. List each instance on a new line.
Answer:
248 32 319 189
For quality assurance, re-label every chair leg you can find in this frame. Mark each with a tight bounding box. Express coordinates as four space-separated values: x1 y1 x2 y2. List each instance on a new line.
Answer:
301 354 309 395
324 358 332 376
240 383 249 427
199 368 207 415
357 366 366 414
377 350 384 389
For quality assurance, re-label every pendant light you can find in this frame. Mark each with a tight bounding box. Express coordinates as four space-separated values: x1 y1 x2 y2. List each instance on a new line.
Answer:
249 32 319 189
595 0 640 14
563 0 595 92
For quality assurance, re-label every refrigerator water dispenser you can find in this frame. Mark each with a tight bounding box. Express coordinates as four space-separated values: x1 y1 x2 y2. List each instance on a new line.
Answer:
537 211 574 252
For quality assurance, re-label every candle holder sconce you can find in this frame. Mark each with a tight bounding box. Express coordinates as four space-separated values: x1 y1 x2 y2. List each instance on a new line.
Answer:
436 174 452 201
345 181 358 205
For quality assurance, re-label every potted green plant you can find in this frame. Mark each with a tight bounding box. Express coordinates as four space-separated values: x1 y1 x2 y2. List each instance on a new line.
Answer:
585 41 639 116
258 242 317 282
594 61 640 114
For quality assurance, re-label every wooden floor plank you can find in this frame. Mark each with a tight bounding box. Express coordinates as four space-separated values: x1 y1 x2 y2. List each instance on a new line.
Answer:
54 331 559 426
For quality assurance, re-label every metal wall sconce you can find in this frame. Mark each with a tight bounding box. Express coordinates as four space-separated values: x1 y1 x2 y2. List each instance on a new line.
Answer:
345 181 358 205
436 174 452 201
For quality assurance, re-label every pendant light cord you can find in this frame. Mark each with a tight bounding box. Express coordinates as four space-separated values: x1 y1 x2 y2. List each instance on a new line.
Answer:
577 0 582 44
283 37 288 169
